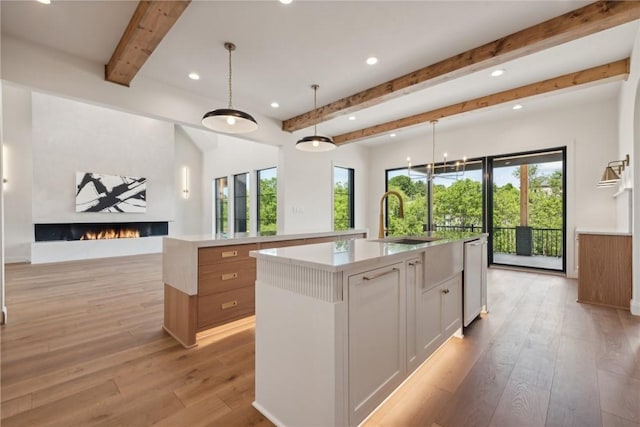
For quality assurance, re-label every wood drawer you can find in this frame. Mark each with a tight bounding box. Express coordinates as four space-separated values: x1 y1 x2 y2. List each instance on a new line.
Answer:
198 244 258 266
197 286 255 330
198 259 256 296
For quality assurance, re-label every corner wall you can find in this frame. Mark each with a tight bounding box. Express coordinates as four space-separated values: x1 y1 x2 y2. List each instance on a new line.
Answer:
620 25 640 315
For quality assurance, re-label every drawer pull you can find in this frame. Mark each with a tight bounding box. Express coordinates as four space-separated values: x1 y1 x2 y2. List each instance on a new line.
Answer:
221 300 238 310
363 267 399 281
441 288 450 294
408 260 421 266
221 273 238 281
221 250 238 258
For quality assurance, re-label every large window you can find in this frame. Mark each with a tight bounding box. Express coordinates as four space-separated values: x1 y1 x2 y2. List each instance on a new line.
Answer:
257 167 277 235
334 166 354 230
214 177 228 235
385 167 427 236
234 173 249 233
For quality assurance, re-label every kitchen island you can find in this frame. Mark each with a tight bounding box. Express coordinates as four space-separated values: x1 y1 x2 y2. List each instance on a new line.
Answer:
251 232 487 427
162 229 366 348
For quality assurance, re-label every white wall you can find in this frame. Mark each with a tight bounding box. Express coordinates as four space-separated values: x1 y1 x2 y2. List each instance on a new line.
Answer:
279 142 370 234
2 84 32 262
172 126 203 236
31 92 175 224
620 26 640 315
368 98 619 278
1 35 295 149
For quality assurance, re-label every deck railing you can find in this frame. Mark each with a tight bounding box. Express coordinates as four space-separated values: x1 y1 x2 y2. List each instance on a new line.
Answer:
493 226 562 257
432 224 563 257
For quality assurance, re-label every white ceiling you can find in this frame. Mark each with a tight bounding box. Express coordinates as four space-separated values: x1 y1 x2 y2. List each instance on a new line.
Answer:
1 0 638 146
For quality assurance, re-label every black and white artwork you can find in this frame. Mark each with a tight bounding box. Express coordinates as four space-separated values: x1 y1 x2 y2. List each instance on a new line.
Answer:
76 172 147 213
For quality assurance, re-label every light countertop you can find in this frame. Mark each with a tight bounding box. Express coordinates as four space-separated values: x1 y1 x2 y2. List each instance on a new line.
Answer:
163 229 367 248
575 229 632 236
250 231 486 272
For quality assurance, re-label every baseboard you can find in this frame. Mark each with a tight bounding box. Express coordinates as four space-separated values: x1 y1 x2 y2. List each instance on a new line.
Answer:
631 299 640 316
4 256 30 264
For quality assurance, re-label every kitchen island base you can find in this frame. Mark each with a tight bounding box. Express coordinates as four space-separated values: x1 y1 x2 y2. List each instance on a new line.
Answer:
252 235 484 426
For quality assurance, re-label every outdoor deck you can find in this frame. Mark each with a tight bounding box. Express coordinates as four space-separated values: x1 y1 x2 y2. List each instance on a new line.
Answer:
493 253 563 271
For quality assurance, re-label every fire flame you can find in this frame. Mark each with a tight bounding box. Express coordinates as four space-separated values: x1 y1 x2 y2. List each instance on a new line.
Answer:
80 228 140 240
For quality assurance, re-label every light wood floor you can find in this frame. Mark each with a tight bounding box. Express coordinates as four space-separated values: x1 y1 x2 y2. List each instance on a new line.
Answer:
1 255 639 427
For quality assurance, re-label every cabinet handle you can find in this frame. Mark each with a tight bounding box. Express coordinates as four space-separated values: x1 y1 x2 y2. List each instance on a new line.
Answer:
221 272 238 281
221 300 238 310
408 260 421 266
363 267 399 281
221 250 238 258
441 288 450 294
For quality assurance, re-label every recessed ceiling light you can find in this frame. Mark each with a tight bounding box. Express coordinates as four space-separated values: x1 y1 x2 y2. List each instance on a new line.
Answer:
390 133 396 138
366 57 378 66
188 72 200 80
279 0 292 4
491 69 505 77
513 104 523 110
37 0 51 4
348 116 356 121
270 102 279 108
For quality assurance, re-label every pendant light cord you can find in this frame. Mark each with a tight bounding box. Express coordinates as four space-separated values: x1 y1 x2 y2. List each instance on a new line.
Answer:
313 84 318 136
431 120 437 180
227 45 233 109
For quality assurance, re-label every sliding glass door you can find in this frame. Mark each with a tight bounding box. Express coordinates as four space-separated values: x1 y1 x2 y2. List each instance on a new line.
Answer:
488 148 565 272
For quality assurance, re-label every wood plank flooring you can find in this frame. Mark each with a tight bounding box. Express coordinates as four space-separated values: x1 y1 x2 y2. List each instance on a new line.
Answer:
2 255 639 426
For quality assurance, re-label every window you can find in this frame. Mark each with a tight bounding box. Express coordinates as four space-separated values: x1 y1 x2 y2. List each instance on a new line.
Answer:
385 167 427 236
257 167 277 235
214 177 228 235
333 166 354 230
234 173 249 233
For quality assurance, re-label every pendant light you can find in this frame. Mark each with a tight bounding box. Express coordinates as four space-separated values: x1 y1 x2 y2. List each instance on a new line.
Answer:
296 84 336 152
202 42 258 134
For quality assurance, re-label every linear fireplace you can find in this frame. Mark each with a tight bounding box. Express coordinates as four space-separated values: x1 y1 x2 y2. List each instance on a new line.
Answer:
34 222 169 242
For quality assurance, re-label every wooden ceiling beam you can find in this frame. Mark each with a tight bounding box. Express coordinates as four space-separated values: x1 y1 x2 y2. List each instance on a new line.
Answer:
283 1 640 133
333 58 629 145
105 0 191 87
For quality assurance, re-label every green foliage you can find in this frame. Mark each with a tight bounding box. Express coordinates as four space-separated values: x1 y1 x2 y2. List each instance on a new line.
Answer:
334 182 351 231
384 164 563 257
258 177 277 233
433 179 482 227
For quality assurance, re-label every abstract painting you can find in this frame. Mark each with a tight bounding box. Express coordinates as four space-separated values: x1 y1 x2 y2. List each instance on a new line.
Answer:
76 172 147 213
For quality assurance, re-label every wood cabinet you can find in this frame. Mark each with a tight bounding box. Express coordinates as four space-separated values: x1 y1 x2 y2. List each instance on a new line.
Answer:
163 231 366 348
197 243 258 330
578 233 632 310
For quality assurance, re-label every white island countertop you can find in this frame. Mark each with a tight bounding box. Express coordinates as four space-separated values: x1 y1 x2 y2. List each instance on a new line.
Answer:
250 231 486 272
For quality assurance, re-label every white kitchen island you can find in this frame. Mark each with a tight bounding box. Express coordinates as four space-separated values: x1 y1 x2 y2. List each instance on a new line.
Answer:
250 233 486 427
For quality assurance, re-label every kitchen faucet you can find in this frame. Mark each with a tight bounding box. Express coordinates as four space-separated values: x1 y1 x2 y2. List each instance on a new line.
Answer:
378 191 405 238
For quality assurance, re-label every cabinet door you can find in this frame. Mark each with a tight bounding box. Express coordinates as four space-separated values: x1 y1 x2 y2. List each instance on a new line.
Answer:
406 257 422 372
418 285 443 358
348 263 405 425
463 240 483 327
441 274 462 338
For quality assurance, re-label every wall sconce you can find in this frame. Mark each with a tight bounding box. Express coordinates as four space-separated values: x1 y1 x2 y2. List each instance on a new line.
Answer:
182 166 190 199
598 154 630 188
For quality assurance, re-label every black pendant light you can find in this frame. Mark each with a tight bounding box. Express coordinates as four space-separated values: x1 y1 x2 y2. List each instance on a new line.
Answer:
296 84 336 152
202 42 258 134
